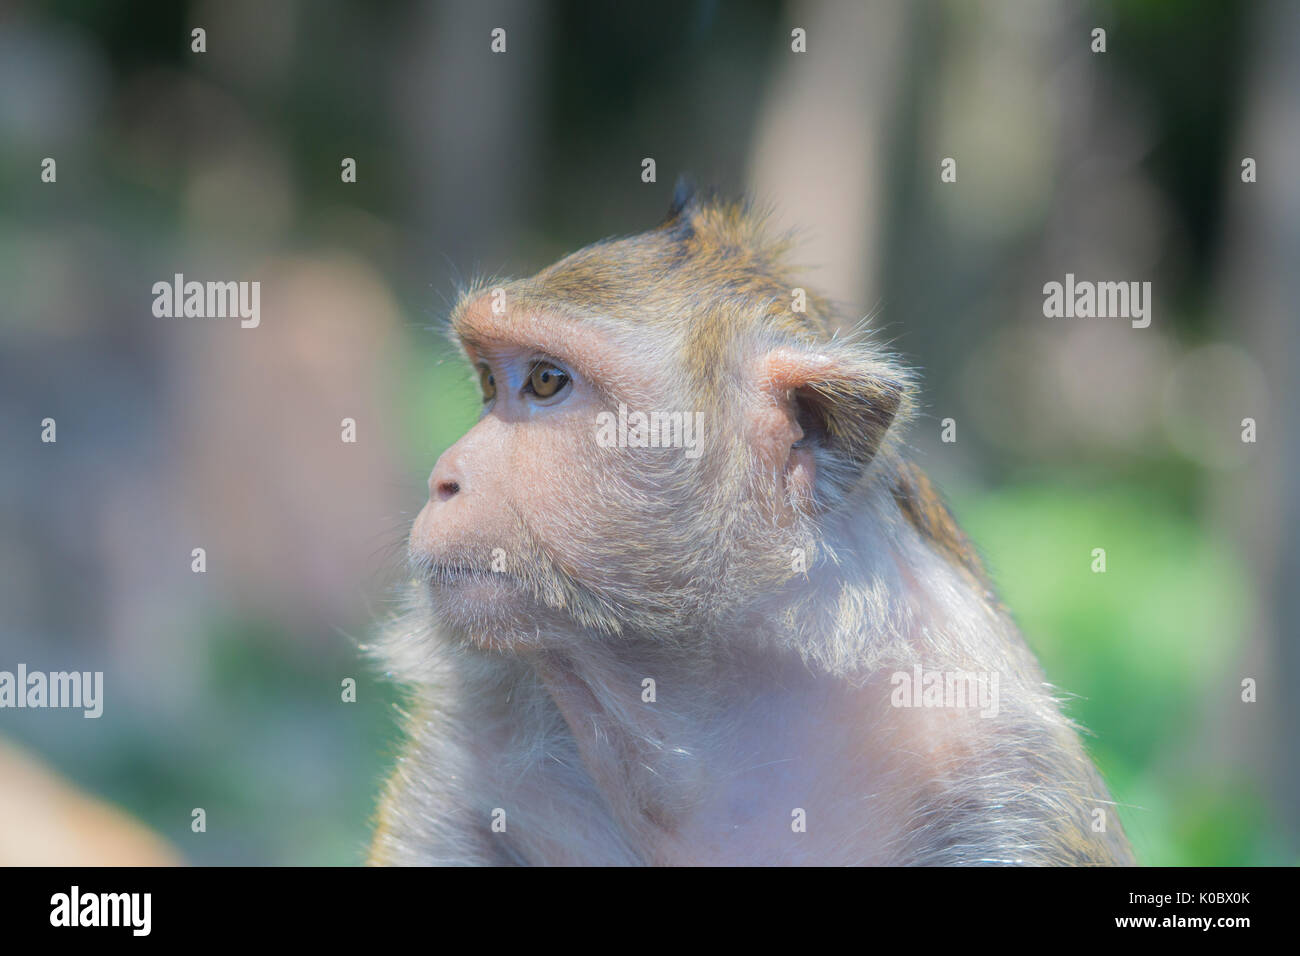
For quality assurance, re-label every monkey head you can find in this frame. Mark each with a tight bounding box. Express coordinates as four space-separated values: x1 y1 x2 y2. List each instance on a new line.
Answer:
409 191 912 651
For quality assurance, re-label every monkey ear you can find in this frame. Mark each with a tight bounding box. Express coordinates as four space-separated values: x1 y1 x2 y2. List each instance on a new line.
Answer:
666 176 699 220
660 177 703 238
755 344 906 501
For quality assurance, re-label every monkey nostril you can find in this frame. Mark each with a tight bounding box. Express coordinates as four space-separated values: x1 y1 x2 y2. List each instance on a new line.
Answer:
436 479 460 501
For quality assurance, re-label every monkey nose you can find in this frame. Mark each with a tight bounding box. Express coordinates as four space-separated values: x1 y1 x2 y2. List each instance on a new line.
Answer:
429 455 464 502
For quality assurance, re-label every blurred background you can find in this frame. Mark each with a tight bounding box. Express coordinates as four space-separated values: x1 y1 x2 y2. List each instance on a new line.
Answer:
0 0 1296 865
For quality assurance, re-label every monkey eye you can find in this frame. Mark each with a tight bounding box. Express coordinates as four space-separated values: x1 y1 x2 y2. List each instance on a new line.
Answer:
525 361 571 400
477 364 496 402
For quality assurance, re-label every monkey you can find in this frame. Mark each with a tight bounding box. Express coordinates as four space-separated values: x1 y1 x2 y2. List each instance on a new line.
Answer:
367 186 1135 866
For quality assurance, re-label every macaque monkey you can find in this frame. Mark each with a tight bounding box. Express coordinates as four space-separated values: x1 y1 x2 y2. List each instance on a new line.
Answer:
369 188 1134 866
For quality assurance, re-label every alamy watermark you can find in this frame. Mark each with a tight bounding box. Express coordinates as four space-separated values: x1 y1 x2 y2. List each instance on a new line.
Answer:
1042 273 1151 328
595 403 704 459
50 886 150 936
152 273 260 328
889 665 1000 718
0 664 103 718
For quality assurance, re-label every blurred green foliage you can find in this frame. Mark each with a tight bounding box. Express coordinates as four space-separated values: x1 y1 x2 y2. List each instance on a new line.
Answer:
92 619 397 866
957 483 1286 865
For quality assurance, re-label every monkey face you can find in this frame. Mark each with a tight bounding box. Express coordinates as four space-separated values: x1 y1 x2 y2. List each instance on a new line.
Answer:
408 197 912 651
408 297 719 647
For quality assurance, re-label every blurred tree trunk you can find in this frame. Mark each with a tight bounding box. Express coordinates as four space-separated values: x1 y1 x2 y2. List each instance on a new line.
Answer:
747 0 907 320
1212 0 1300 855
397 0 545 274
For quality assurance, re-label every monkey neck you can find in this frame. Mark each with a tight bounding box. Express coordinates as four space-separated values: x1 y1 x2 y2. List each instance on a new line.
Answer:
523 595 937 865
526 635 936 864
527 641 707 838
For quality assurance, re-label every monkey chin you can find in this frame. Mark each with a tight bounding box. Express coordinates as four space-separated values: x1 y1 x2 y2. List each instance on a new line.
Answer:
422 569 544 649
